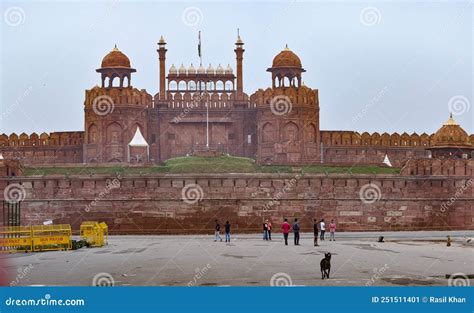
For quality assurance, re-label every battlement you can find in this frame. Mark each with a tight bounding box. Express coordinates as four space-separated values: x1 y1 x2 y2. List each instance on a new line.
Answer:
154 91 251 109
322 131 474 148
85 86 152 108
250 86 318 108
401 158 474 176
0 131 83 147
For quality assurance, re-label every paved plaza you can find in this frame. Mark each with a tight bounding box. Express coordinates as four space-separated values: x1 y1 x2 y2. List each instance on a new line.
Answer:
3 231 473 286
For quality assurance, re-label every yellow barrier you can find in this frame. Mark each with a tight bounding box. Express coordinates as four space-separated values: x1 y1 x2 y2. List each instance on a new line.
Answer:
99 222 108 246
80 221 108 247
0 226 33 253
32 224 72 252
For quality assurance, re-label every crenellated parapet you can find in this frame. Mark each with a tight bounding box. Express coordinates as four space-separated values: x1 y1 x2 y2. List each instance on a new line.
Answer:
154 90 250 109
401 158 474 177
84 86 152 108
321 130 435 148
0 131 83 147
250 85 318 108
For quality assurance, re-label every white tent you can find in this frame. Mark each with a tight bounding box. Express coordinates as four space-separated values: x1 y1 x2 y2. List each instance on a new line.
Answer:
383 153 392 167
128 128 149 162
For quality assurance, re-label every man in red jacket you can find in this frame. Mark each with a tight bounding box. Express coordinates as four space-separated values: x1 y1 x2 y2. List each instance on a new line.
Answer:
281 218 291 246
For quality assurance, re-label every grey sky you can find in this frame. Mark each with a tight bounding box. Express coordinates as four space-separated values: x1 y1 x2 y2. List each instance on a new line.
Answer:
1 0 472 135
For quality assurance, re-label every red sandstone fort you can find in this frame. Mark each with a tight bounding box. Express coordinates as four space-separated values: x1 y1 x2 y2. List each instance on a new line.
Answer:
0 35 473 233
0 35 472 166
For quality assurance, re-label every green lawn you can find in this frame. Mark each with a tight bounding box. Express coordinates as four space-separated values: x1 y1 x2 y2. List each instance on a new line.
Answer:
23 155 400 176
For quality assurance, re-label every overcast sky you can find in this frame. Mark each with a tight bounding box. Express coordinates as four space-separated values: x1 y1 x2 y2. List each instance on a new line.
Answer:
1 0 472 135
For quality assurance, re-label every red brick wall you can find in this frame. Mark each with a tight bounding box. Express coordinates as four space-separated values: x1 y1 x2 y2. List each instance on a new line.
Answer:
1 171 471 234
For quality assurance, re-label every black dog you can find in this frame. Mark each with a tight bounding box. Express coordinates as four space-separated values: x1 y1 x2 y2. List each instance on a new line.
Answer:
320 252 331 279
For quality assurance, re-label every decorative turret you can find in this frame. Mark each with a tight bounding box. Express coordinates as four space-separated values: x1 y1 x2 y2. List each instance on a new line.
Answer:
96 45 136 88
157 35 167 100
234 32 245 93
428 114 473 159
267 45 305 88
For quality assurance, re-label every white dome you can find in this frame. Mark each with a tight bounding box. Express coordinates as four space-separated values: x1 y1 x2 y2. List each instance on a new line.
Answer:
216 64 224 74
188 63 196 74
197 64 205 74
169 64 177 74
178 64 187 75
225 64 233 74
206 64 215 74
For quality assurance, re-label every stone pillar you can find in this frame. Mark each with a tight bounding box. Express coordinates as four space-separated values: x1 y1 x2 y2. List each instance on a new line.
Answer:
234 36 245 93
157 36 167 100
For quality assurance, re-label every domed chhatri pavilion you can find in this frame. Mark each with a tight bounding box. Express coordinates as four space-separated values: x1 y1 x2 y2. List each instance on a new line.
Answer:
0 35 473 166
429 114 473 159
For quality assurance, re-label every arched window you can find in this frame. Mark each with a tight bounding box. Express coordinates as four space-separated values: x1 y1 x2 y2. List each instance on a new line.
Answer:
106 122 123 144
178 81 187 91
262 123 275 143
306 123 317 143
169 80 178 91
282 122 299 142
88 124 99 144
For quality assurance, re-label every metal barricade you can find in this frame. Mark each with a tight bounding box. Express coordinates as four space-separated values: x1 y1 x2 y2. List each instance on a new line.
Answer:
31 224 72 252
80 221 107 247
0 226 32 253
99 222 108 245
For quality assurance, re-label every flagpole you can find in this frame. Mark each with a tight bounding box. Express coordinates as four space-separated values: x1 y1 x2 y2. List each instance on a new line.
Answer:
198 30 208 149
206 98 209 149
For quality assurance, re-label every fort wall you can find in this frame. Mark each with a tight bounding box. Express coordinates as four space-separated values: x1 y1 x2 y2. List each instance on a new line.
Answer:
1 160 472 234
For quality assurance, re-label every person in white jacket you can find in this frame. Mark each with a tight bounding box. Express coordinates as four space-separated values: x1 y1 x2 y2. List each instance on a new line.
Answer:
319 219 326 240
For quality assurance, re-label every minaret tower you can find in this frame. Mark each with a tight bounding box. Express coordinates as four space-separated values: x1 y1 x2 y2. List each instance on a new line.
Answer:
234 31 245 94
157 36 167 101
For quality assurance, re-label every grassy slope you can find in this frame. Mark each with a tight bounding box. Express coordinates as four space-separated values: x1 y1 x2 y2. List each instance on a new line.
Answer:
23 155 400 176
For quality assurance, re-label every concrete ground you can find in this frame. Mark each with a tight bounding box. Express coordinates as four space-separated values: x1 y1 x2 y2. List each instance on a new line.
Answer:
2 231 473 286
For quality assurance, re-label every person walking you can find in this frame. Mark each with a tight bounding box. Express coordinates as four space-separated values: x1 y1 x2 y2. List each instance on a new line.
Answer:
214 219 222 242
313 218 319 246
263 220 269 241
225 220 231 242
293 218 300 245
267 220 272 240
281 218 291 246
329 219 336 241
320 219 326 241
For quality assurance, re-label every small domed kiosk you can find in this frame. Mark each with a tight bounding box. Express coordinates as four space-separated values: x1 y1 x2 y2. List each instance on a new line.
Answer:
96 45 136 88
267 45 305 88
428 114 473 159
